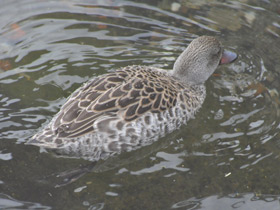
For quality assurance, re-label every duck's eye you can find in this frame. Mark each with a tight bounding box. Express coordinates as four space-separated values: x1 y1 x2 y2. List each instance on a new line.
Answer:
211 48 221 59
217 48 222 55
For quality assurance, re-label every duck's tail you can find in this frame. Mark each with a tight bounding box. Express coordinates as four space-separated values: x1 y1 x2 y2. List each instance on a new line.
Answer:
26 126 60 149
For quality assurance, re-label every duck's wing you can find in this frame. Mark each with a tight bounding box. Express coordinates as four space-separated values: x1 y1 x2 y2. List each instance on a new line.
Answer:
51 66 180 138
52 71 126 138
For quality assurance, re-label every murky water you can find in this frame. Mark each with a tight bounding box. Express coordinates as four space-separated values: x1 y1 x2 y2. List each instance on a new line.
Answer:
1 0 280 209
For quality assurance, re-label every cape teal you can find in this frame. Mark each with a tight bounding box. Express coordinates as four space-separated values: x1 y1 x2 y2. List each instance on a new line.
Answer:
27 36 237 161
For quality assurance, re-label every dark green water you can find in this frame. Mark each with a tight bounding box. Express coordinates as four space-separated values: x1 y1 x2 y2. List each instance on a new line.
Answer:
1 0 280 209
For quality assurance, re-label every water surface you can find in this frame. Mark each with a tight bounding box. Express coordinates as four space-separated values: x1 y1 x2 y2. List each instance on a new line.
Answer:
1 0 280 209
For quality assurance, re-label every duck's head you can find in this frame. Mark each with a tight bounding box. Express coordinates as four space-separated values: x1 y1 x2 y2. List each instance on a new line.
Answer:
172 36 237 85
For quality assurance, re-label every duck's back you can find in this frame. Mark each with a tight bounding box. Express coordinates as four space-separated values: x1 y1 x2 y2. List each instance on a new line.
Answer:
29 65 205 161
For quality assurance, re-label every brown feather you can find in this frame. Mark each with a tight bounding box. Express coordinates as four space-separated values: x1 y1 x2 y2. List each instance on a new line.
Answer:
50 66 184 138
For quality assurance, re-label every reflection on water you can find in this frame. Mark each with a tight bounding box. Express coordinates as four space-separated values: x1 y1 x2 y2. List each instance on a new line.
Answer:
1 0 280 209
0 193 51 210
172 193 280 210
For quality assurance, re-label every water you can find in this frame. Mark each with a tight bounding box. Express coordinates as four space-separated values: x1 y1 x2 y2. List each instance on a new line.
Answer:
1 0 280 209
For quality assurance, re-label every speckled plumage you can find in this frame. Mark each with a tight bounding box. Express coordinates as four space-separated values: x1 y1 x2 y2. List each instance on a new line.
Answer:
28 36 237 161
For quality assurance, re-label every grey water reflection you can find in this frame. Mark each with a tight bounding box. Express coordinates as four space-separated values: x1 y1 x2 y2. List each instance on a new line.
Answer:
171 193 280 210
0 0 280 209
0 193 51 210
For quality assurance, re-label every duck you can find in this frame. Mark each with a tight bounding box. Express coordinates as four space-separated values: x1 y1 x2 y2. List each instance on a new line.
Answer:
27 36 237 161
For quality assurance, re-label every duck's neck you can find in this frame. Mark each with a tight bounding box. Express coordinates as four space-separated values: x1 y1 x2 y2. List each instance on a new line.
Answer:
171 48 215 86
